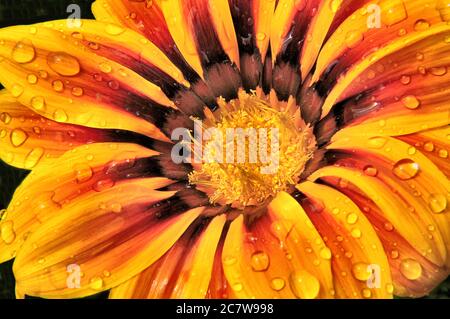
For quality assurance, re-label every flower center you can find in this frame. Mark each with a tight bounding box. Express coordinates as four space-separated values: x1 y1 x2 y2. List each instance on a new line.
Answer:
188 92 316 209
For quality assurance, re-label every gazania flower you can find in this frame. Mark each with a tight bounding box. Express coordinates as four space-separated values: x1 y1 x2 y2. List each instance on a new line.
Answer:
0 0 449 299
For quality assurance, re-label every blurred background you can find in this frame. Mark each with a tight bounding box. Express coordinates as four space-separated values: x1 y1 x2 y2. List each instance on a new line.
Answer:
0 0 449 299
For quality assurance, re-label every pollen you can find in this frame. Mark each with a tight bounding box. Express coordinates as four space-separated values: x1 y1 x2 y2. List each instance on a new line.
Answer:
188 91 316 209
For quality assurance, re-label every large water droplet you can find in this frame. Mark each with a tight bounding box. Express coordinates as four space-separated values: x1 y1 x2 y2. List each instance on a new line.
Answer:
380 0 408 26
401 95 420 109
436 0 450 21
89 277 104 290
289 270 320 299
31 96 45 111
74 163 93 183
319 247 332 260
47 52 81 76
0 112 12 124
400 259 422 280
428 193 447 213
12 39 36 63
11 84 24 98
346 213 358 225
392 159 420 180
352 262 371 281
53 109 68 122
24 147 44 169
1 220 16 244
10 129 28 147
250 251 270 272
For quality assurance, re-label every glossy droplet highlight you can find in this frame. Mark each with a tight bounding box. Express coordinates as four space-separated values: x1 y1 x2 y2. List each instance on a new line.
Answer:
31 96 45 110
250 251 270 272
289 270 320 299
111 203 123 214
24 148 44 169
367 137 387 149
352 263 371 281
346 213 358 225
53 109 68 122
401 96 420 109
11 84 24 98
270 278 286 291
437 0 450 21
105 24 126 35
319 247 332 260
363 166 378 177
10 129 28 147
400 259 422 280
47 52 81 76
90 277 104 290
52 80 64 92
12 39 36 63
428 193 447 213
0 220 15 244
0 112 11 124
74 163 93 183
393 159 420 180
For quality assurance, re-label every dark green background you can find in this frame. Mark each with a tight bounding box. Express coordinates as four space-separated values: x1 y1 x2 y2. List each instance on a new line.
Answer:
0 0 448 299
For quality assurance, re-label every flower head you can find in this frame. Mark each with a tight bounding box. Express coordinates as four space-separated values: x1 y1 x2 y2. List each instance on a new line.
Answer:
0 0 449 299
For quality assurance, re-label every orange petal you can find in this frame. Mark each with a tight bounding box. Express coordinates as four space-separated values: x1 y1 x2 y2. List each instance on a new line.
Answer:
297 181 393 299
0 142 173 264
110 215 226 299
0 91 116 170
13 179 203 298
398 126 450 178
222 192 334 299
0 20 186 140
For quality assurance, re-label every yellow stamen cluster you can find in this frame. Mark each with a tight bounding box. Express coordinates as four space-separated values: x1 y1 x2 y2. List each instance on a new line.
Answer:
189 92 316 209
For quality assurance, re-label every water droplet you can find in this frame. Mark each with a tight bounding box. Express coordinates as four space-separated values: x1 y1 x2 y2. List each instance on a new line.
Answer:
400 259 422 280
428 193 447 213
368 137 387 149
90 277 104 290
53 109 68 122
346 213 358 225
105 24 126 35
437 0 450 21
38 70 48 79
363 165 378 177
391 250 399 259
330 0 342 13
108 80 120 90
47 52 81 76
351 228 362 238
10 129 28 147
319 247 332 260
438 149 448 158
362 288 372 298
111 203 123 214
12 39 35 63
71 87 84 97
407 146 417 155
424 142 435 152
1 221 15 244
289 270 320 299
270 277 286 291
414 19 430 31
99 62 112 74
250 251 270 272
93 179 115 192
52 80 64 92
345 30 364 49
352 262 371 281
231 282 243 292
392 159 420 180
400 75 411 85
11 84 24 98
381 0 408 26
401 95 420 109
27 74 38 84
31 96 45 110
430 66 447 76
256 32 266 41
384 222 394 231
386 283 394 294
74 163 93 183
24 147 44 169
0 112 12 124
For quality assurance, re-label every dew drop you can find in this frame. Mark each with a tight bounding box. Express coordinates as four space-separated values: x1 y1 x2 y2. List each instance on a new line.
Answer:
24 147 44 169
345 30 364 49
27 74 38 84
289 270 320 299
270 277 286 291
74 163 93 183
10 129 28 147
250 251 270 272
11 84 24 98
430 66 447 76
351 228 362 238
352 262 371 281
0 112 12 124
346 213 358 225
93 179 115 192
363 165 378 177
401 95 420 109
392 159 420 180
105 24 126 35
223 255 237 266
0 220 16 244
12 39 36 63
319 247 332 260
89 277 104 290
437 0 450 22
52 80 64 92
111 203 123 214
438 149 448 158
400 75 411 85
400 259 422 280
71 87 84 97
381 0 408 26
367 137 388 149
53 109 68 122
47 52 81 76
362 288 372 298
428 193 447 213
99 62 113 74
31 96 45 110
424 142 435 152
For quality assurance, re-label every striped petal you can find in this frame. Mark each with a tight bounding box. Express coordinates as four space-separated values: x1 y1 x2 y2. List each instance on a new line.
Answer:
0 142 177 264
0 91 115 170
222 192 334 299
296 181 393 298
13 179 203 298
0 20 192 140
110 215 226 299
